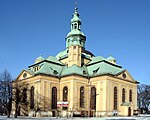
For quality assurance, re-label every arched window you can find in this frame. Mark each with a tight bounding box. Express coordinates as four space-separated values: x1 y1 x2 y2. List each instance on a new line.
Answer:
80 86 85 108
16 88 20 104
22 88 27 103
90 87 96 110
63 86 68 101
74 23 77 29
129 90 132 102
30 86 34 109
122 88 125 102
52 87 57 109
114 86 117 110
63 86 68 110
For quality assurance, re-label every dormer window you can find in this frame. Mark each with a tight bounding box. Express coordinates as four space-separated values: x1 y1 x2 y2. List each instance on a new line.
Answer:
33 66 40 72
83 70 86 74
79 40 82 45
34 67 36 72
53 70 58 75
93 67 100 75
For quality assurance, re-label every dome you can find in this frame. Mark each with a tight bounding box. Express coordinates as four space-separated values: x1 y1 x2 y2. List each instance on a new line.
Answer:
107 56 116 61
71 7 81 23
82 49 95 58
35 55 44 63
66 29 85 38
71 15 81 23
56 49 68 60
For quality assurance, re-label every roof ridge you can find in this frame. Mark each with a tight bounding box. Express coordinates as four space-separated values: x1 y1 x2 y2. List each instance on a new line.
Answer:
60 65 67 76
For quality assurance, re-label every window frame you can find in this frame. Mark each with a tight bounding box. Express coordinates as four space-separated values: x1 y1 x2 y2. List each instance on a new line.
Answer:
90 87 96 110
80 86 85 108
122 88 125 103
129 89 132 102
30 86 34 109
114 86 118 110
52 87 57 109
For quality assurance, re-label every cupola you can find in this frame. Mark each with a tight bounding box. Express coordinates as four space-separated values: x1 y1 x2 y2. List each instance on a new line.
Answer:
65 5 86 49
35 55 44 63
71 7 81 30
107 56 116 64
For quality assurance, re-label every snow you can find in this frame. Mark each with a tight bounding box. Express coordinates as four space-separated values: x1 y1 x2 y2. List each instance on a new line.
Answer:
0 115 150 120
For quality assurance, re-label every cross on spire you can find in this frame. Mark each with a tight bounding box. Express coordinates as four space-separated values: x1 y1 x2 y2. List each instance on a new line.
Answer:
75 1 78 12
75 1 78 8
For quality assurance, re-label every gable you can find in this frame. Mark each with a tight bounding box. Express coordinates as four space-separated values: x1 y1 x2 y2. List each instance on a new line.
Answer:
17 70 33 80
117 70 135 82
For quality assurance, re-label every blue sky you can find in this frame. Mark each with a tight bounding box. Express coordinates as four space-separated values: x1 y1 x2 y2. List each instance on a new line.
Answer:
0 0 150 84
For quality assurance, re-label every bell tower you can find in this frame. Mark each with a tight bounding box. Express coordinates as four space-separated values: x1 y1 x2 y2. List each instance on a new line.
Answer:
66 5 86 67
68 45 82 67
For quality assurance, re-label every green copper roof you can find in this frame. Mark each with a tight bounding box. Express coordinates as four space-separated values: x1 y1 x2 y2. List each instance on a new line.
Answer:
87 61 124 77
27 54 124 78
87 56 106 65
65 6 86 49
46 56 64 65
107 56 116 61
35 55 44 63
121 102 131 106
82 53 91 59
26 69 35 75
35 62 63 76
56 49 68 60
66 29 85 38
25 54 128 79
61 64 88 77
71 7 81 23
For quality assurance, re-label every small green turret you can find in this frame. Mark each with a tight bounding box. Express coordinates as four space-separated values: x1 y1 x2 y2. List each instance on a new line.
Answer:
107 56 116 64
35 55 44 63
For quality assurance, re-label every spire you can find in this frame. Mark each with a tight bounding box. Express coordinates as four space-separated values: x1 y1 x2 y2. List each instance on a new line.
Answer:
70 1 81 30
75 1 78 9
74 2 79 17
65 2 86 49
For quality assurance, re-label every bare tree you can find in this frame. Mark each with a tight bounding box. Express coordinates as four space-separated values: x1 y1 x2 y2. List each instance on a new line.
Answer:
12 81 29 118
0 70 12 117
138 84 150 113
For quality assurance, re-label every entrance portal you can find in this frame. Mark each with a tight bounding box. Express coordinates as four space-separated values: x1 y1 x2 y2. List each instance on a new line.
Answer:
128 107 131 116
52 111 56 117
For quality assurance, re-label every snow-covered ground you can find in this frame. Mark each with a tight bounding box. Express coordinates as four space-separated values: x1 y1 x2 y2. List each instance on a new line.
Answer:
0 115 150 120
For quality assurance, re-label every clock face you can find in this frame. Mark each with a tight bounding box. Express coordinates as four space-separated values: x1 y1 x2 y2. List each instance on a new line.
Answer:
122 73 126 78
23 73 27 78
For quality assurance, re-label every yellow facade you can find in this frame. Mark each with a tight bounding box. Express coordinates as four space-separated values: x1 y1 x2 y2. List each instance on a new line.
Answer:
12 68 138 117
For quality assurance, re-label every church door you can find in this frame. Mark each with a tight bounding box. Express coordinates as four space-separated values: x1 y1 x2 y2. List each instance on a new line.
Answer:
128 107 131 116
52 111 56 117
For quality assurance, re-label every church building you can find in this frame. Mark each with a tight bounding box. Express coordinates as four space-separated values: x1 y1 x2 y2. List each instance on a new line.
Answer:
12 6 138 117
